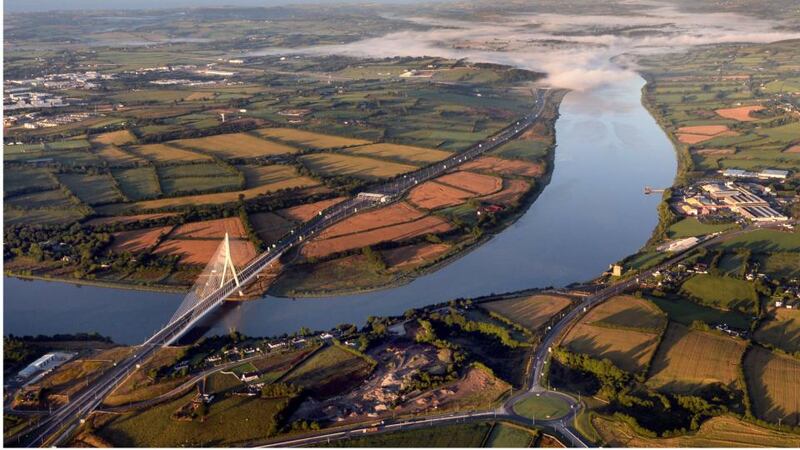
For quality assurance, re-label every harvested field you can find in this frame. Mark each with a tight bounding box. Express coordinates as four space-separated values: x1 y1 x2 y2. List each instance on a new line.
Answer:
461 156 544 177
560 296 666 372
276 197 347 222
168 217 247 239
408 180 474 210
785 144 800 153
583 295 667 332
343 143 451 165
647 323 746 393
153 238 256 266
481 179 532 206
436 171 503 196
676 125 739 144
381 243 451 270
110 226 172 253
121 173 319 211
238 165 305 189
91 130 136 146
678 133 719 144
300 153 416 179
692 148 736 156
317 202 425 240
677 125 733 136
754 308 800 354
561 323 661 373
86 213 176 227
128 143 210 163
177 133 298 159
592 414 800 447
93 145 144 165
715 105 765 121
745 346 800 427
254 127 370 149
250 212 294 244
302 216 453 258
483 294 573 332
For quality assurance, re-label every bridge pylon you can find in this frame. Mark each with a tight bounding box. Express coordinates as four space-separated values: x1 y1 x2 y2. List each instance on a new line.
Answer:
220 232 244 296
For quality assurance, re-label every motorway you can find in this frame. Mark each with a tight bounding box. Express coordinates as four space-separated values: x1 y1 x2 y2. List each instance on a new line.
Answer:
19 90 548 447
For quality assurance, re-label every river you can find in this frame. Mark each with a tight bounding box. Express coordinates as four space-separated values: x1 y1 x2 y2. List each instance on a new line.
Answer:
3 75 676 344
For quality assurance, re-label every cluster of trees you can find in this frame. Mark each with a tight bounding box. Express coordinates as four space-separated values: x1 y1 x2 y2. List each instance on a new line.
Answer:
261 382 302 398
436 309 528 348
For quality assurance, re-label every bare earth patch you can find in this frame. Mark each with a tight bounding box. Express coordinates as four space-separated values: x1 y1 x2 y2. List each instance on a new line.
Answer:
784 144 800 153
692 148 736 156
381 242 451 270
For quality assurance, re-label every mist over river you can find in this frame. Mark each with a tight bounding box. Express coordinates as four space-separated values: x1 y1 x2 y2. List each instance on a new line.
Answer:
4 74 677 343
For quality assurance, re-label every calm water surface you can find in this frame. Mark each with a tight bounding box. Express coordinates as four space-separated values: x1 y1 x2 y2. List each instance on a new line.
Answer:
3 75 676 343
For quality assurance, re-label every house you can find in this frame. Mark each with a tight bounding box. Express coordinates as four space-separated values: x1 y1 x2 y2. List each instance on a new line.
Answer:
268 341 287 350
240 372 259 383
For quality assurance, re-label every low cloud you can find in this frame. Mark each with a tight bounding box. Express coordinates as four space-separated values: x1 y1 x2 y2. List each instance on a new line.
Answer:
249 1 800 91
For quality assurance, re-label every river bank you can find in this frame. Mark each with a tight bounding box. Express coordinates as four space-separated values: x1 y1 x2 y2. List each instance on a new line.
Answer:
4 75 677 343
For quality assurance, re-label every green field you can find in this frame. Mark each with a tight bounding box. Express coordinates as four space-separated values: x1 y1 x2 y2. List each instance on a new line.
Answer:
3 167 57 194
96 393 290 446
717 230 800 253
484 423 537 447
648 295 751 330
319 422 494 447
667 218 737 238
58 173 126 205
680 274 758 314
5 189 77 210
113 167 161 200
513 394 571 420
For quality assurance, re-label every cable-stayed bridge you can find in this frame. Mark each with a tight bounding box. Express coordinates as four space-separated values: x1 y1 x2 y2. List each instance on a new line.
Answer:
22 89 547 447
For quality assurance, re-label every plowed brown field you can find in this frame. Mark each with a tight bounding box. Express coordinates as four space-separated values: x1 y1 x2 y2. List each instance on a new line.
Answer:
461 156 543 177
317 202 424 240
277 197 347 222
408 181 474 210
154 238 256 266
436 171 503 195
168 217 247 239
110 226 173 253
715 105 764 121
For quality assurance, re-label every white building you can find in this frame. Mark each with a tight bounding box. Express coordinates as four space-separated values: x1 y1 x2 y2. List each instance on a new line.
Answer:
758 169 789 180
17 352 75 380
